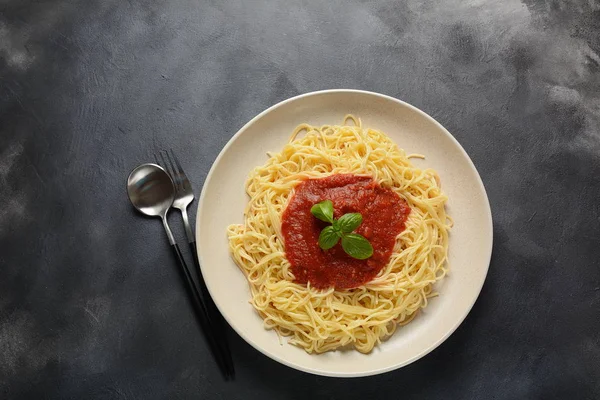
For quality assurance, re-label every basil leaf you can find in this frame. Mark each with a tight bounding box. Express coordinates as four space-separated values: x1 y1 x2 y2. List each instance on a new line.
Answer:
332 219 341 232
311 200 334 223
318 226 340 250
341 233 373 259
337 213 363 233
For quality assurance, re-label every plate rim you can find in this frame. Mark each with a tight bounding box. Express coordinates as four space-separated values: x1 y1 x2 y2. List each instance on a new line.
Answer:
196 89 493 377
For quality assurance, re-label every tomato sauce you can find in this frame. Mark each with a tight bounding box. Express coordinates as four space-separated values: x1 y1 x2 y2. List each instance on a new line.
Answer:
281 174 410 289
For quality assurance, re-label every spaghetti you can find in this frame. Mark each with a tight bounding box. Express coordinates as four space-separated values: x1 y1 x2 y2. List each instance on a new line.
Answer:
227 116 451 353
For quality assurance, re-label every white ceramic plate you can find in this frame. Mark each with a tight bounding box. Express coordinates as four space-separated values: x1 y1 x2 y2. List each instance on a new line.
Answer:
196 89 492 377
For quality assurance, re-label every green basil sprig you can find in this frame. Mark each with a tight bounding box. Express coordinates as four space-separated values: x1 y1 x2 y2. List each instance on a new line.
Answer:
310 200 373 260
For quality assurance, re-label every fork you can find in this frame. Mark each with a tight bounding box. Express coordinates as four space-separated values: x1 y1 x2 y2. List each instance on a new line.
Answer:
156 149 235 378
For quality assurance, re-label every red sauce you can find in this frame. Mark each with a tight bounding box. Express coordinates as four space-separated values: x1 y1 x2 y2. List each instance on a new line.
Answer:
281 174 410 289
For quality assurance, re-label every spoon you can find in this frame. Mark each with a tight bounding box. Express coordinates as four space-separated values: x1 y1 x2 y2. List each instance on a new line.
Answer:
126 163 232 379
127 163 177 244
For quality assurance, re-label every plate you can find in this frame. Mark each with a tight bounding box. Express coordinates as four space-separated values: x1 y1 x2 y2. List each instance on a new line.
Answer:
196 89 493 377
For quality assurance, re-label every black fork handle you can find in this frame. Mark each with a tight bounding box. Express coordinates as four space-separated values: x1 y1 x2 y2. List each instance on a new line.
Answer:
189 241 235 378
170 243 232 379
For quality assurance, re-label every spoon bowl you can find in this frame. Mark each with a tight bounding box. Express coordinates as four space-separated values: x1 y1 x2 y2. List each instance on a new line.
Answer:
127 163 175 218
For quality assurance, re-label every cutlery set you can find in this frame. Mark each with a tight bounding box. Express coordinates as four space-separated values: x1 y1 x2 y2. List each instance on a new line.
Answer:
126 150 234 379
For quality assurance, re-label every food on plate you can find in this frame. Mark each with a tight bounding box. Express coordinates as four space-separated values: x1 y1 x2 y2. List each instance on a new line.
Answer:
227 115 451 353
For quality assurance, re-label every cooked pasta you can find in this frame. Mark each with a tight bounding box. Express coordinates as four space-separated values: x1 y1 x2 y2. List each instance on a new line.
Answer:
227 115 451 353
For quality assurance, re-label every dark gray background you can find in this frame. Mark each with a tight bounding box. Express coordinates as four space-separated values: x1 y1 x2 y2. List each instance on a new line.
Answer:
1 0 599 399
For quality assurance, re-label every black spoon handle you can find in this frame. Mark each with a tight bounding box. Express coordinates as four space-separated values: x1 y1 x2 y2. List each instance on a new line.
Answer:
170 243 232 379
188 240 236 378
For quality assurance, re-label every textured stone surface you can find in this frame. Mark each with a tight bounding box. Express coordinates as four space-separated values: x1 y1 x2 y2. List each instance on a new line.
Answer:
1 0 599 398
